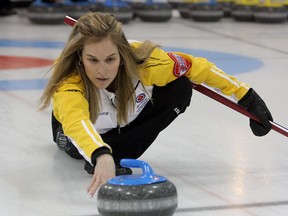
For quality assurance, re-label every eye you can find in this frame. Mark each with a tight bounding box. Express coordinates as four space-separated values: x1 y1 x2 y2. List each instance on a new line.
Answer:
106 57 115 63
88 58 98 63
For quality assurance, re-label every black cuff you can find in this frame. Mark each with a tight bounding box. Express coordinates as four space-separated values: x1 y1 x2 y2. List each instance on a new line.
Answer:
238 88 253 107
91 147 112 166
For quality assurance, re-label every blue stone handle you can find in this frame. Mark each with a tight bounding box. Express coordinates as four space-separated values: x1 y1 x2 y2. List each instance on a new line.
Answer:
120 159 155 178
108 159 167 185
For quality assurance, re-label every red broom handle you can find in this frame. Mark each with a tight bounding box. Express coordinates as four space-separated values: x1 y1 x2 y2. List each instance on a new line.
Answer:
64 15 77 26
193 84 288 137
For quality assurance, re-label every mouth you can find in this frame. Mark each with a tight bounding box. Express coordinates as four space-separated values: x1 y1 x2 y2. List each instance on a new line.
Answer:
96 78 109 81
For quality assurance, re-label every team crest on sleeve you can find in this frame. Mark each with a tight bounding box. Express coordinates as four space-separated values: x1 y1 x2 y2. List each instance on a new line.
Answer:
136 93 146 103
167 53 192 77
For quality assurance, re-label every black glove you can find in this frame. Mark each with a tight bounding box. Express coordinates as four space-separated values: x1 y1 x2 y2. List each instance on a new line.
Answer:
238 88 273 136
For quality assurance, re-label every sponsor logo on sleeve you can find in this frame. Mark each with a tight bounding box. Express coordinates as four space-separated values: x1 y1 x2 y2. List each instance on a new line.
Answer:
167 53 192 77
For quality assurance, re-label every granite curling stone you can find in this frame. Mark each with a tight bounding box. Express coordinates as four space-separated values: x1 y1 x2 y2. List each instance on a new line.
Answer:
189 0 224 22
27 0 67 24
130 0 172 22
64 0 91 20
97 159 178 216
178 2 194 19
231 0 257 22
217 0 233 17
93 0 133 24
254 0 287 23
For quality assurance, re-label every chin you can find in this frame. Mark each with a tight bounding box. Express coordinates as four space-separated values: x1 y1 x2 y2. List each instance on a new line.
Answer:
93 80 110 88
96 85 109 89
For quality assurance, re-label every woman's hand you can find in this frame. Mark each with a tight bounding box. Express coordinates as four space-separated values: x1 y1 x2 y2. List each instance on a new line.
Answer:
87 154 115 198
238 88 273 136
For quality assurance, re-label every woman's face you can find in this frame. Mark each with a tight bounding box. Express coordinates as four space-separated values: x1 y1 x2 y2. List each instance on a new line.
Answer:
82 36 121 90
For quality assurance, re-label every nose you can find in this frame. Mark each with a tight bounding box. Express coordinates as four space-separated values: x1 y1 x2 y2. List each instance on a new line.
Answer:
97 63 106 76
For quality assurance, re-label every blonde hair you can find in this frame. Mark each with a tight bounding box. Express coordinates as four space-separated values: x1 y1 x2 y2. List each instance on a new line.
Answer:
39 12 158 124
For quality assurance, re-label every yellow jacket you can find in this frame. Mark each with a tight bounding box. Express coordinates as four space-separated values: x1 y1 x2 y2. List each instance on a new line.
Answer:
52 42 250 164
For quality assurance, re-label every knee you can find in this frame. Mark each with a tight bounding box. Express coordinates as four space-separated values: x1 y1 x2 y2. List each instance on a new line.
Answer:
152 76 193 112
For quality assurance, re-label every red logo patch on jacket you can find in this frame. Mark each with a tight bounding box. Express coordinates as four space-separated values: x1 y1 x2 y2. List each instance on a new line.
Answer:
167 53 192 77
136 93 146 103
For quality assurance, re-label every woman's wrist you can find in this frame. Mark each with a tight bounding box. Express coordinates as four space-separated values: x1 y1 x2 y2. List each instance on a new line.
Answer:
91 147 112 166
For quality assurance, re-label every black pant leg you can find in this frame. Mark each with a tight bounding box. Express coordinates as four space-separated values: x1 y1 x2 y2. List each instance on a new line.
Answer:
101 77 193 164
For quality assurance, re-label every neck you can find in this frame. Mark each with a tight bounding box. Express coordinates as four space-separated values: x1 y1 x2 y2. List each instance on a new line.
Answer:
106 79 117 93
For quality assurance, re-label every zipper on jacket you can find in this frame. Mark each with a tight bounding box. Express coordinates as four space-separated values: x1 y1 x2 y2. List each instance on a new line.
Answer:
108 96 121 134
110 98 121 134
117 125 121 134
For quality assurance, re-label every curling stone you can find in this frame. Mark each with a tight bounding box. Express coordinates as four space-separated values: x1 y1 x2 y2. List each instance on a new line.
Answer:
285 3 288 20
254 0 287 23
189 0 224 22
285 1 288 19
129 0 173 22
217 0 233 17
97 159 178 216
178 1 195 18
26 0 67 24
92 0 133 24
167 0 182 8
64 0 92 20
231 0 258 21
